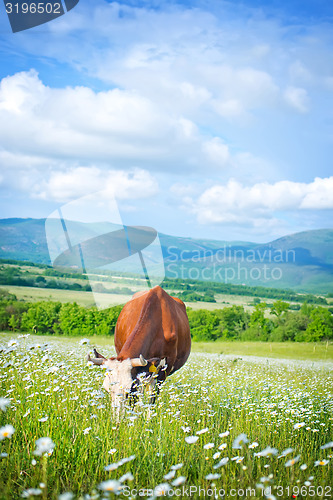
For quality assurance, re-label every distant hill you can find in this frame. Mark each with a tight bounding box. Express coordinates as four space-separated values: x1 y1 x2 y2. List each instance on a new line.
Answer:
0 218 332 294
0 218 49 264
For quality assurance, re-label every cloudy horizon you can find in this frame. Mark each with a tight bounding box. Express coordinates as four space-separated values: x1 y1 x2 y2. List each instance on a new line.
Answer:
0 0 332 242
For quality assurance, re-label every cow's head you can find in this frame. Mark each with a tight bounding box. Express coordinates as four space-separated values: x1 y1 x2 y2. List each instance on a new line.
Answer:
87 349 166 404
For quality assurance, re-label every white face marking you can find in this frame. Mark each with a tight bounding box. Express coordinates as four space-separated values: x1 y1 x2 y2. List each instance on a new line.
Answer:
102 359 134 403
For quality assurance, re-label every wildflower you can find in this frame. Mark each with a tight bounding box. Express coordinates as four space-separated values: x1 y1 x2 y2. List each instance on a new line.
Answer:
196 427 209 435
0 425 15 440
213 452 221 459
258 447 278 457
0 398 10 412
293 422 305 429
80 339 90 345
181 426 191 433
218 443 227 450
83 427 92 435
203 443 214 450
154 483 171 496
213 457 229 469
321 441 333 450
300 464 307 470
119 473 134 482
249 442 259 449
172 476 186 486
8 340 18 347
314 459 329 466
108 449 117 454
185 436 199 444
21 488 42 497
236 456 244 463
38 417 48 423
98 480 122 493
170 463 183 470
58 494 74 500
104 463 119 471
285 455 300 467
232 433 249 449
34 437 55 456
164 471 176 480
118 455 135 465
219 431 230 438
278 447 294 458
205 473 221 480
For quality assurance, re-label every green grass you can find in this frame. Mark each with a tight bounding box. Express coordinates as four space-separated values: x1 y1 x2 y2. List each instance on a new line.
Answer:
0 284 291 314
191 340 333 361
0 333 332 499
2 332 331 362
1 285 98 306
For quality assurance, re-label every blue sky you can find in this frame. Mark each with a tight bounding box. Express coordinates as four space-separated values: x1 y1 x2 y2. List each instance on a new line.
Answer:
0 0 332 242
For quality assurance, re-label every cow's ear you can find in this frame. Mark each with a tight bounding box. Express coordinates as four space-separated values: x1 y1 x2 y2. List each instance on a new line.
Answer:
93 348 106 360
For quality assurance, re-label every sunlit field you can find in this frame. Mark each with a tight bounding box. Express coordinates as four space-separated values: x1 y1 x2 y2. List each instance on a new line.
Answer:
0 333 332 499
0 285 277 313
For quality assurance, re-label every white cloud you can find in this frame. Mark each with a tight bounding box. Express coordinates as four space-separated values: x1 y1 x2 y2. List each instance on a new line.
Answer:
0 70 171 162
188 177 333 225
202 138 231 167
32 166 158 203
0 70 253 176
284 86 309 113
1 0 332 241
6 2 319 124
300 177 333 209
170 183 199 197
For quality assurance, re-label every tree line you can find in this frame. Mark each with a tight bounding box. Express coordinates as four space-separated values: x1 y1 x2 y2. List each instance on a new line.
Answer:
0 259 329 305
0 264 133 295
0 289 122 336
0 288 332 342
163 278 328 305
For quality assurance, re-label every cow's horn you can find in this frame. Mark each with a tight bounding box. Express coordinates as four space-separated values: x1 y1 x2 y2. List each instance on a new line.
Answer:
131 355 148 367
157 358 167 370
140 354 148 365
87 353 104 366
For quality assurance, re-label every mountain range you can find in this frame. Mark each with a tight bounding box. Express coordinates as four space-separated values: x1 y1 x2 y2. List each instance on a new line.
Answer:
0 218 332 294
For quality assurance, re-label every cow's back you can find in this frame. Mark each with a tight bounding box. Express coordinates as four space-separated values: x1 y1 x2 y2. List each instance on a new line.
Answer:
114 286 191 373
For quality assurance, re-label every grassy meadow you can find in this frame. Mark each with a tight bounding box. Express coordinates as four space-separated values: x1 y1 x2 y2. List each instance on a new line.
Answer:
0 284 307 314
0 332 332 499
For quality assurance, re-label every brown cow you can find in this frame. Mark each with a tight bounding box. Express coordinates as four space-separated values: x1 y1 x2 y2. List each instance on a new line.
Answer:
88 285 191 406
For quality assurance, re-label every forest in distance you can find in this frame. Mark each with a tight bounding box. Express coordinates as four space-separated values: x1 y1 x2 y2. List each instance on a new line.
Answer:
0 258 330 305
1 287 332 343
